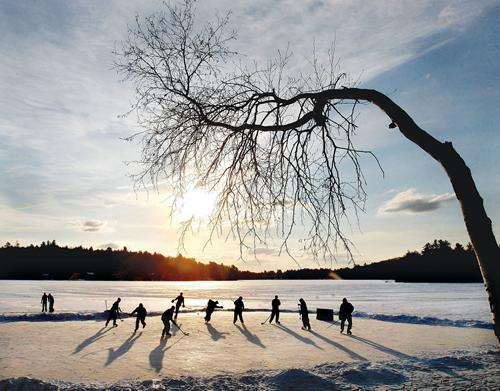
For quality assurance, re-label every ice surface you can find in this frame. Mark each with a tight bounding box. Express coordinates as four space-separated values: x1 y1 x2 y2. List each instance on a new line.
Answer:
0 312 498 390
0 280 497 390
0 279 492 326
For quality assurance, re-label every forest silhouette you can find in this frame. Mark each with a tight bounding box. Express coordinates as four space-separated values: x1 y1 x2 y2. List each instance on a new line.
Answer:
0 239 483 282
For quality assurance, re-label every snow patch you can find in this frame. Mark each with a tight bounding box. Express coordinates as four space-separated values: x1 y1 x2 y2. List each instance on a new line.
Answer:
1 350 499 390
355 311 493 329
340 364 406 386
268 368 335 390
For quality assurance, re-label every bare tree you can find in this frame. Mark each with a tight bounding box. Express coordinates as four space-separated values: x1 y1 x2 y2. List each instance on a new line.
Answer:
116 0 499 342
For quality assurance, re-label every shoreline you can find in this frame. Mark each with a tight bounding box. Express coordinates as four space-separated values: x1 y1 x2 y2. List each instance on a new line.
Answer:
0 308 494 330
0 278 485 283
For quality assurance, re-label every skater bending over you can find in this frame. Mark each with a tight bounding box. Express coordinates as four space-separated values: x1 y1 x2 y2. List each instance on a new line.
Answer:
269 295 281 324
204 299 223 323
161 306 178 338
171 292 185 319
233 296 244 324
130 303 147 332
105 297 122 327
299 298 311 330
339 298 354 335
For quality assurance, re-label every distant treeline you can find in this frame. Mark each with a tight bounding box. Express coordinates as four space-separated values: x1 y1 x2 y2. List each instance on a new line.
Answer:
335 240 482 282
0 239 483 282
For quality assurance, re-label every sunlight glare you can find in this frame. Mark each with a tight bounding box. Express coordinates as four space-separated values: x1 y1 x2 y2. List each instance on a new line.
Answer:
179 188 217 221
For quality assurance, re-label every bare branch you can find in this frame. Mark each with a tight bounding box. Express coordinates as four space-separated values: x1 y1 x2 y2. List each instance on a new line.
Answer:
115 0 381 264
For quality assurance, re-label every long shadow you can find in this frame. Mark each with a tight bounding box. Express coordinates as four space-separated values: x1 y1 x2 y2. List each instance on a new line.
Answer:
206 323 228 341
105 332 142 366
308 330 368 361
73 327 112 355
171 323 181 336
148 334 186 373
348 335 415 361
349 335 461 377
149 338 168 373
274 324 323 350
235 323 266 348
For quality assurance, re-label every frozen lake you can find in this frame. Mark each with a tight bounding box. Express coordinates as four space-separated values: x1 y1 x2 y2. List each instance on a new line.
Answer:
0 279 492 328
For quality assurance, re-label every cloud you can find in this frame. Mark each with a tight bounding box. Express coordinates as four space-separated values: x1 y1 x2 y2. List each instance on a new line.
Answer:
378 189 455 214
71 219 107 232
97 242 121 250
247 247 280 256
438 3 484 29
82 220 106 232
220 0 495 82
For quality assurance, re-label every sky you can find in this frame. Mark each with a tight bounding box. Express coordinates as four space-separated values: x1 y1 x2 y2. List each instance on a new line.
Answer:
1 0 499 271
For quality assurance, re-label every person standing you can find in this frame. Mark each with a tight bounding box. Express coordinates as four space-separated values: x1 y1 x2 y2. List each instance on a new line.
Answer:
171 292 185 319
47 293 55 313
161 306 178 338
130 303 147 332
233 296 244 324
105 297 122 327
299 298 311 330
41 293 48 312
339 298 354 335
204 299 223 323
269 295 281 324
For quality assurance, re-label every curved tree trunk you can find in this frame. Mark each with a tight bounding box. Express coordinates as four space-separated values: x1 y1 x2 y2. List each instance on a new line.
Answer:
329 88 499 342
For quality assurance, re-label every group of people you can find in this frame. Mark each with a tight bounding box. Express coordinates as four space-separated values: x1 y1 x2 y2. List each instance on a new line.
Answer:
41 292 55 313
103 292 355 337
103 294 184 338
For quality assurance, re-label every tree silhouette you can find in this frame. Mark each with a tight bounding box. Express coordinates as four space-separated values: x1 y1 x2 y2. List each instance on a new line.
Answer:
115 0 499 342
0 239 481 282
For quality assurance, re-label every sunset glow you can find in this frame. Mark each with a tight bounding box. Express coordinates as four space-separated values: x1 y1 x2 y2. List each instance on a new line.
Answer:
179 188 217 221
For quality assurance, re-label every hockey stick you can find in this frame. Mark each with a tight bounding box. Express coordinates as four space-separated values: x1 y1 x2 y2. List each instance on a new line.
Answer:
326 314 339 328
261 314 271 325
174 322 189 336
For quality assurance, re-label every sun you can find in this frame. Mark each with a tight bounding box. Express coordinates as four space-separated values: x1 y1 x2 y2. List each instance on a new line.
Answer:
179 187 217 220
